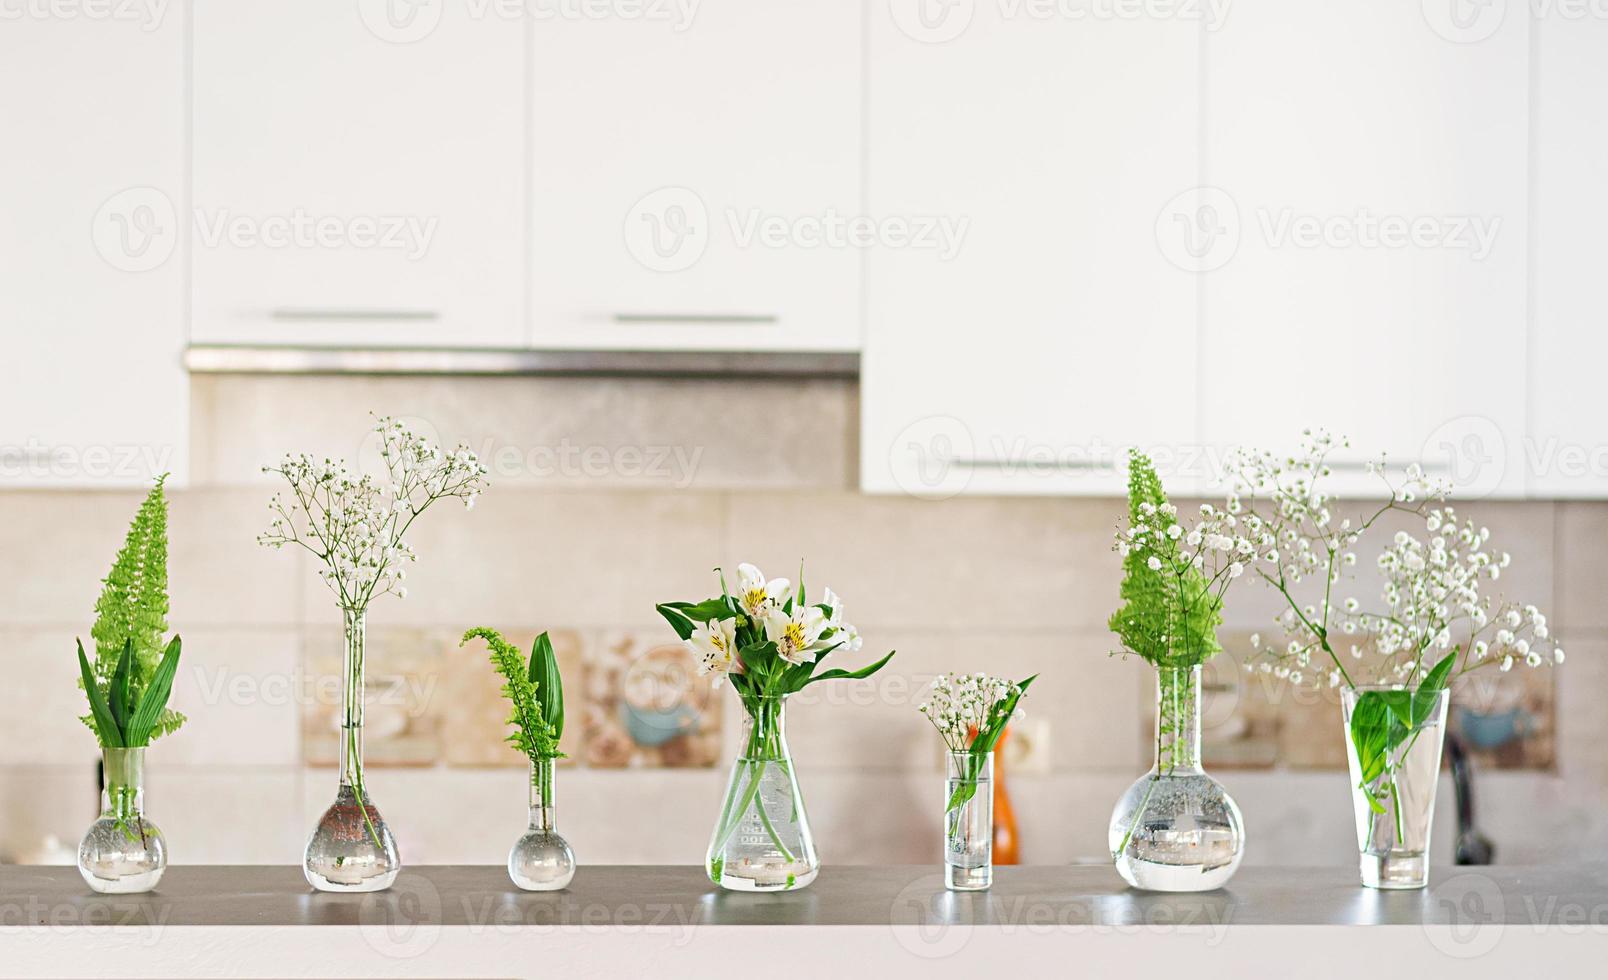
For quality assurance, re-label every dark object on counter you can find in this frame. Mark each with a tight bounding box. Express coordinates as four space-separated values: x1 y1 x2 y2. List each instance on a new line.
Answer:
1449 734 1494 866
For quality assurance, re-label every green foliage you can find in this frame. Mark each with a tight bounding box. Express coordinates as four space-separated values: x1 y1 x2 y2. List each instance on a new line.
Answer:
78 637 183 748
79 477 186 744
1348 653 1455 812
1108 450 1223 670
461 628 563 764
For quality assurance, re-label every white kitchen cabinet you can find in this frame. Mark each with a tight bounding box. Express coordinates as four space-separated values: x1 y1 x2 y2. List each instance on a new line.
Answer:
861 8 1201 496
1198 0 1530 497
0 14 188 487
1530 13 1608 497
191 1 525 349
528 0 863 352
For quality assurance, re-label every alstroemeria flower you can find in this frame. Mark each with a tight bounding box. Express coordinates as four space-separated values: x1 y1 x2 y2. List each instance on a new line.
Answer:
689 618 741 675
763 604 827 665
735 563 789 617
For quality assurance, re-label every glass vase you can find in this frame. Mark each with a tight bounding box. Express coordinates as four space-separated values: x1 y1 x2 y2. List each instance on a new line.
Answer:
78 747 166 894
508 757 576 890
304 607 400 892
1342 686 1450 889
1109 665 1244 891
706 695 818 891
944 750 993 891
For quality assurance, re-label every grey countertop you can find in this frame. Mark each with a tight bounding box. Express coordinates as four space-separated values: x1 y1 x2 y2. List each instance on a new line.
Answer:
2 864 1602 929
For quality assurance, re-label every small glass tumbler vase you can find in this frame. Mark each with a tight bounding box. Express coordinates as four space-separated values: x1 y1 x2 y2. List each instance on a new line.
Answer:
303 608 400 892
78 747 166 894
1109 665 1245 891
509 757 575 891
1342 686 1450 890
706 696 819 891
944 751 994 891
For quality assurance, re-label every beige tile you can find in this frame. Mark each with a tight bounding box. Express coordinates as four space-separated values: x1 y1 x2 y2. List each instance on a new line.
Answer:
297 490 726 630
146 767 302 864
190 374 856 491
161 629 302 767
0 630 102 765
0 491 145 626
784 630 1144 775
0 766 95 864
1559 503 1608 631
168 488 305 628
723 493 1124 633
444 627 585 767
1556 633 1608 782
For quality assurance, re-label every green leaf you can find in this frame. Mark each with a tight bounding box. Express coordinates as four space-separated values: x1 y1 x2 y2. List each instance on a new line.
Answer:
803 650 895 687
125 636 182 747
1349 691 1391 787
78 640 123 747
108 639 134 735
972 674 1036 756
1412 654 1456 726
528 631 565 742
655 603 699 641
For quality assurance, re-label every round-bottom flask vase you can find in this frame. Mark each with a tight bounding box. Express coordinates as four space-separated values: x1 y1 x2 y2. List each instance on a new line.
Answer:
78 747 166 894
944 751 993 891
304 608 400 893
1108 666 1244 892
509 757 575 891
706 696 819 892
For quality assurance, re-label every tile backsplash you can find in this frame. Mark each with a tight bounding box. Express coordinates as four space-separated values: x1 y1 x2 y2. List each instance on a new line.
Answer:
1 373 1602 869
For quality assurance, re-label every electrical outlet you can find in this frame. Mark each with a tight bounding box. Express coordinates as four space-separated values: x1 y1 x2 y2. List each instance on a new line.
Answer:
1002 717 1051 774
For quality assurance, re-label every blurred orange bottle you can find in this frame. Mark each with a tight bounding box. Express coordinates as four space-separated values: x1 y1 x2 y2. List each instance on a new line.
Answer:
993 725 1020 864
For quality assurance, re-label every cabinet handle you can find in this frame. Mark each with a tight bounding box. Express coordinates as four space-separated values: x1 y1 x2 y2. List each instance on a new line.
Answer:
612 313 779 325
952 457 1117 472
269 308 440 322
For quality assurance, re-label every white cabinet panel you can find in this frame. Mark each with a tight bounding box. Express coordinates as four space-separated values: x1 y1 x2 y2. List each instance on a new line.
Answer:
529 0 862 352
191 1 525 348
0 15 187 487
863 10 1201 495
1530 14 1608 497
1199 0 1529 496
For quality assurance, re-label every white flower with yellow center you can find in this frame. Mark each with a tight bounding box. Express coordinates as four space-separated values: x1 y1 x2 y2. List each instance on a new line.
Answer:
734 562 789 618
763 604 828 665
688 618 740 676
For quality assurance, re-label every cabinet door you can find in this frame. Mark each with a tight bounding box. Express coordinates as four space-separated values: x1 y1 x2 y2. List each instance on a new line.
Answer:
862 10 1201 496
1199 0 1529 497
1530 14 1608 497
0 14 187 487
529 0 862 352
191 1 525 348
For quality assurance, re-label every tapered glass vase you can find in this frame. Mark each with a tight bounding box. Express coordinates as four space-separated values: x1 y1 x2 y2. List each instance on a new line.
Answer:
509 757 575 890
944 751 993 891
1109 666 1244 891
78 747 166 894
706 696 818 891
304 608 399 892
1342 686 1449 889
